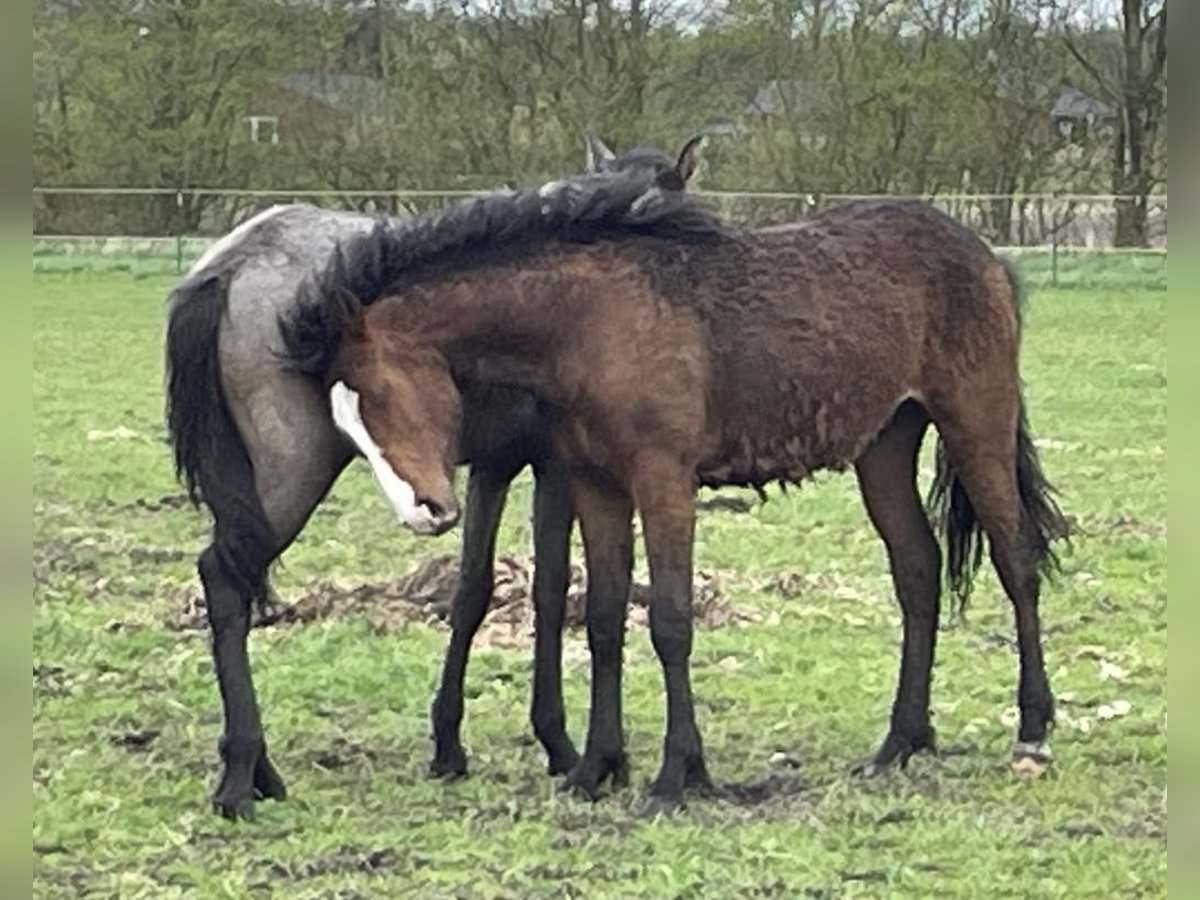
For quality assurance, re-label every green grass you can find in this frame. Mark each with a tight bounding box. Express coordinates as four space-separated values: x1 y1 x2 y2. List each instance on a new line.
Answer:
33 265 1166 898
1010 250 1167 292
31 237 1168 292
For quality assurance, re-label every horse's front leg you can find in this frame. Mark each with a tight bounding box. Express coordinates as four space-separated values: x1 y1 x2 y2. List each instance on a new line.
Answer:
430 463 516 778
559 472 634 799
634 454 711 816
529 454 579 774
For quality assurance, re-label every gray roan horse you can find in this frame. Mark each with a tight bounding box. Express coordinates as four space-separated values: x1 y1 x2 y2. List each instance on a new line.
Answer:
279 165 1070 816
164 135 704 820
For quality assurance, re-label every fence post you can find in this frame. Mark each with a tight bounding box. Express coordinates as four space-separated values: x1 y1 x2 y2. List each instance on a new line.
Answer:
1050 204 1059 288
175 191 185 274
1050 233 1057 287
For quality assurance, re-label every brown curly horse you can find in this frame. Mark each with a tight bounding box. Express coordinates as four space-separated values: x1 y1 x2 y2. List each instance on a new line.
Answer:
280 167 1068 816
164 136 703 819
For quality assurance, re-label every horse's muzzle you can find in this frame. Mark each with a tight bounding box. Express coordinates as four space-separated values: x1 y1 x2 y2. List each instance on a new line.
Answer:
405 496 460 536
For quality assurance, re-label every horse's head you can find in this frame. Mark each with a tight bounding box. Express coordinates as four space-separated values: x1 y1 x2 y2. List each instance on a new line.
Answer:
584 133 705 192
326 295 462 536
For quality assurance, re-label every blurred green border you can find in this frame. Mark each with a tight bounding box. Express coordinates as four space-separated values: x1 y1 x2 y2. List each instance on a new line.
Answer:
1166 18 1193 887
5 0 32 890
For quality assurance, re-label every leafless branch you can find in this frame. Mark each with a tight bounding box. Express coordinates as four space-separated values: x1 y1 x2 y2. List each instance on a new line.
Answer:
1063 28 1119 100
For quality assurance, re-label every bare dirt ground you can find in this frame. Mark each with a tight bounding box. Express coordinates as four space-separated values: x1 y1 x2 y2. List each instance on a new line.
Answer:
167 553 760 647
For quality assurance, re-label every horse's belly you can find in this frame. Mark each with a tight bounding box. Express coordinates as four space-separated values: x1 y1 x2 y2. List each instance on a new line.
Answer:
696 391 906 488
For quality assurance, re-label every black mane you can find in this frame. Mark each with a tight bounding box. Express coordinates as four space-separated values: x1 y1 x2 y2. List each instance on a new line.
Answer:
280 168 727 376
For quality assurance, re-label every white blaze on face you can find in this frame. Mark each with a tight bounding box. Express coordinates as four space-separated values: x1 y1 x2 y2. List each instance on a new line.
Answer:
329 381 442 534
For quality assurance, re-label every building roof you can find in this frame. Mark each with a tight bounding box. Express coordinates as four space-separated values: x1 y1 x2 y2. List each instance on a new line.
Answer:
272 72 391 120
744 79 835 117
1050 86 1114 121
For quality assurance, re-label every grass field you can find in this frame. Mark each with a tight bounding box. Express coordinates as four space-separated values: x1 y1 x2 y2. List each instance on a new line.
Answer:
30 235 1169 293
33 263 1166 897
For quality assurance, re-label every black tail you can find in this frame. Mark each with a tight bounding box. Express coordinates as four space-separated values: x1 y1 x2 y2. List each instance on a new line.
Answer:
926 258 1070 612
164 272 276 609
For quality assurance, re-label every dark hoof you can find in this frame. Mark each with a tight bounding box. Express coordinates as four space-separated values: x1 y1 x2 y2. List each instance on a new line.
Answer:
685 761 715 795
639 792 684 819
212 739 286 821
851 730 935 778
212 788 257 822
559 752 628 800
559 778 599 802
254 754 288 801
429 746 469 780
546 745 581 777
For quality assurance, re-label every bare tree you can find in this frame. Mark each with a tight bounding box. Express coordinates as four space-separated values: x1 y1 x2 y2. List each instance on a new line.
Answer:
1063 0 1167 245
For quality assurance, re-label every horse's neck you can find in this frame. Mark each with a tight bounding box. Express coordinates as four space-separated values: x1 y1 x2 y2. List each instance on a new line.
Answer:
400 271 577 400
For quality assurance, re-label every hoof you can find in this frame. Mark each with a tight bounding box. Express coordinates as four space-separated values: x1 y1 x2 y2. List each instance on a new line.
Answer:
212 740 286 820
254 755 288 801
212 788 257 822
851 730 935 778
546 746 581 778
558 778 600 802
1010 741 1052 779
558 752 627 800
429 749 469 780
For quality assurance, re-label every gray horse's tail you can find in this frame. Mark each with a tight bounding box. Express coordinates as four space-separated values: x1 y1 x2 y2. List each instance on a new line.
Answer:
165 272 275 608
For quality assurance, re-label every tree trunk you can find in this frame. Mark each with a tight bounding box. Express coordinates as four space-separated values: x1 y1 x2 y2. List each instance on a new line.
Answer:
1066 0 1166 247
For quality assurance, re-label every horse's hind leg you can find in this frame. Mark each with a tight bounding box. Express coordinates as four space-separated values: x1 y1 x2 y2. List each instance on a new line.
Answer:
529 454 579 775
560 472 634 801
932 403 1056 770
206 392 349 819
851 401 941 776
430 462 518 778
201 539 281 822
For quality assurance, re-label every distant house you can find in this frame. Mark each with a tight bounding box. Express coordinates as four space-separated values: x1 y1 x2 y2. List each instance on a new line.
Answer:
1049 86 1115 140
739 78 843 148
744 78 833 118
242 72 393 146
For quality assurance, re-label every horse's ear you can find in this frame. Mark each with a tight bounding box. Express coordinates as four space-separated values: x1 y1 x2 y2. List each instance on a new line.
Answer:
675 134 705 184
584 132 616 173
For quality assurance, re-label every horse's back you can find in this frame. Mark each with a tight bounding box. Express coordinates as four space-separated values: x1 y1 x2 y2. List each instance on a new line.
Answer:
691 201 1012 485
182 205 394 498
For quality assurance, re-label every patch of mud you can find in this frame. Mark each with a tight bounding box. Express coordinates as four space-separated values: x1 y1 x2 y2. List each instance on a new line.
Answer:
685 772 820 826
170 553 759 643
109 728 160 752
759 569 861 601
714 772 811 806
1052 812 1166 843
1119 815 1166 841
102 493 191 514
1056 821 1104 839
307 736 380 771
33 664 75 698
1074 513 1166 541
695 495 756 514
259 846 398 881
34 531 187 595
33 536 102 587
